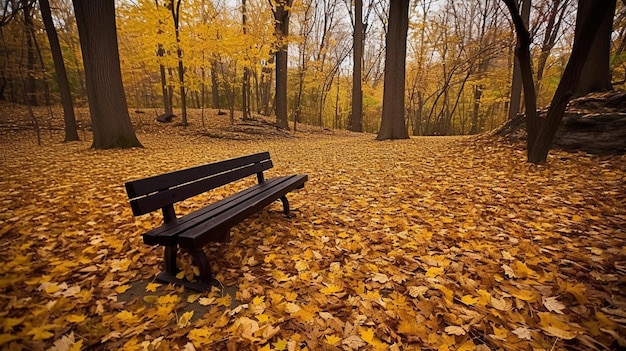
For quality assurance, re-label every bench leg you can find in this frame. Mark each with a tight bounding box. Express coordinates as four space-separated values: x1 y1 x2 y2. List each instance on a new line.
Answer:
280 195 291 217
164 246 178 276
190 248 214 286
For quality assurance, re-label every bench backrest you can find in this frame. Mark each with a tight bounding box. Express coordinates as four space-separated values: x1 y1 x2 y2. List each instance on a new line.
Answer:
125 152 273 216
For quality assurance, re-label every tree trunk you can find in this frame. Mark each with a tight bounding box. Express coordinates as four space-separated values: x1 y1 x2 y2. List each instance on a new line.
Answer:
507 0 529 121
158 45 173 115
72 0 142 149
272 0 292 130
40 0 79 142
211 58 221 111
22 0 38 106
171 0 187 126
242 0 250 120
575 0 616 96
504 0 615 164
349 0 364 132
376 0 410 140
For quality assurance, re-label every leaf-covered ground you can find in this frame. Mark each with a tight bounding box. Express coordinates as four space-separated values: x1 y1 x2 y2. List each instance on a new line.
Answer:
1 115 625 350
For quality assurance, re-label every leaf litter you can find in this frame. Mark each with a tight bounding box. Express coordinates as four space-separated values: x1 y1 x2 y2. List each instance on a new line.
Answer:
0 124 625 350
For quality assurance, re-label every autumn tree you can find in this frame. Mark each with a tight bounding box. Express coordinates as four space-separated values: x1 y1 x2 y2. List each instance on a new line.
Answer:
503 0 616 163
377 0 410 140
39 0 79 142
72 0 142 149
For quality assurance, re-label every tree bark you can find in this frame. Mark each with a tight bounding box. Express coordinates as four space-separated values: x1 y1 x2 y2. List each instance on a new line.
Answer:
22 0 38 106
377 0 410 140
170 0 187 126
507 0 529 121
272 0 292 130
575 0 616 96
72 0 142 149
40 0 79 141
349 0 364 132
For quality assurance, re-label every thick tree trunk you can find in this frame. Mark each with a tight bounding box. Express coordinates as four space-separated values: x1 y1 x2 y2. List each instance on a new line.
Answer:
72 0 142 149
40 0 80 142
349 0 364 132
376 0 410 140
575 0 616 96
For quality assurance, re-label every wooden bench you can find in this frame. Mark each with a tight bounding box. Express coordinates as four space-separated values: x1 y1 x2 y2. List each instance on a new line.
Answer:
125 152 308 291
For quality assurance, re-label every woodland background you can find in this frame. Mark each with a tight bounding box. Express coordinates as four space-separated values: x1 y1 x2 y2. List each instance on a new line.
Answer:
3 0 626 136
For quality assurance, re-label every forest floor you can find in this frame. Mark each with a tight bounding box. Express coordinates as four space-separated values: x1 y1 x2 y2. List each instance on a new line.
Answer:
1 104 625 351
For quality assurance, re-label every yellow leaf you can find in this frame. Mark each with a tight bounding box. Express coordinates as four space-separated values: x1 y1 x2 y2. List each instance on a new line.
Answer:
110 258 132 272
143 295 158 304
178 311 194 328
27 326 54 341
256 314 270 323
252 296 265 305
512 261 536 278
114 284 131 294
258 344 271 351
510 289 539 302
425 266 444 278
65 314 86 323
2 317 24 332
461 295 479 305
272 338 288 350
538 312 581 340
325 334 341 345
215 295 231 307
145 282 160 292
559 281 588 304
188 327 213 346
187 293 201 303
360 327 375 343
320 284 343 295
0 334 19 345
489 324 509 341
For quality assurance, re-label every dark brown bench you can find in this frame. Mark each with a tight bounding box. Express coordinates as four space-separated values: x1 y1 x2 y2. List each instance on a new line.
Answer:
125 152 307 291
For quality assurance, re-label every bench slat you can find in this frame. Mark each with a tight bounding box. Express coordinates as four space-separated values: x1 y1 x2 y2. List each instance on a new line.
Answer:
129 161 273 216
142 177 289 246
177 174 308 248
125 151 271 198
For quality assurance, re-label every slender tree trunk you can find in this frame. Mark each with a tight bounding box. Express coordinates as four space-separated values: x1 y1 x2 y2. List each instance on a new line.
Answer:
272 0 292 130
22 0 37 106
40 0 79 141
158 45 173 115
211 58 221 111
170 0 187 126
242 0 250 120
507 0 529 120
349 0 364 132
72 0 142 149
377 0 410 140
